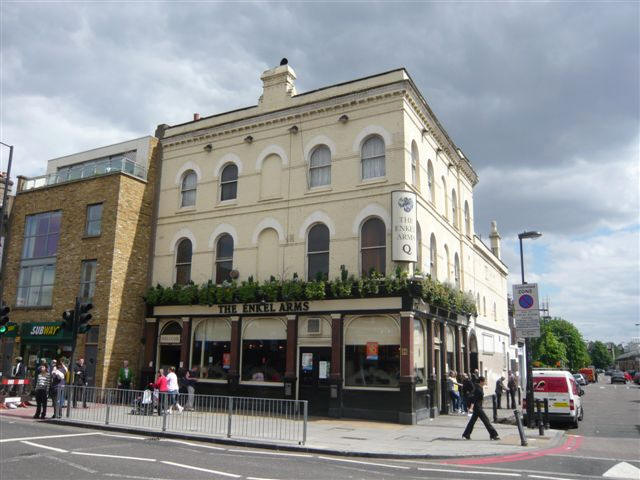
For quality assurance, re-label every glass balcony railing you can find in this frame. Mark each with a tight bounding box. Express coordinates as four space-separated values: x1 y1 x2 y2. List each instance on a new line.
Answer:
19 155 147 192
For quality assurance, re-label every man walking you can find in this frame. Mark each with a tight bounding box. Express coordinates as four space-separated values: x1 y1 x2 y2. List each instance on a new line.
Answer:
72 358 87 408
462 376 500 441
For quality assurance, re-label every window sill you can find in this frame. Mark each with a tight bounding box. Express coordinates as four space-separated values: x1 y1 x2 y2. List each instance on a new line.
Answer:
305 186 332 195
239 381 284 387
359 177 387 186
82 234 101 240
193 378 228 384
175 206 196 214
257 196 283 203
216 200 239 208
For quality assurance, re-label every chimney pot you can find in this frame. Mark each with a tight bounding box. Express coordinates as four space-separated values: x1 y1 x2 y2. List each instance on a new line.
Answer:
193 113 200 121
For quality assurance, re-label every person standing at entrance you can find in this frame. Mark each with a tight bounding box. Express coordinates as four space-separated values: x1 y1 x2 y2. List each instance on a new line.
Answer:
495 376 506 409
447 371 462 414
184 366 198 411
117 360 134 405
11 357 26 397
462 376 500 440
507 371 518 409
165 366 183 413
33 366 50 419
72 358 87 408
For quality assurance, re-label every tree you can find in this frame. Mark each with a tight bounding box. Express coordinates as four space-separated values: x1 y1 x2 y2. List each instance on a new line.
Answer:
589 341 613 369
535 330 568 367
533 317 590 371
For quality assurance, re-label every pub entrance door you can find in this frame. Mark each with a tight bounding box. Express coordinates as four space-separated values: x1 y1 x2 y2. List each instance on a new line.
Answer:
298 347 331 416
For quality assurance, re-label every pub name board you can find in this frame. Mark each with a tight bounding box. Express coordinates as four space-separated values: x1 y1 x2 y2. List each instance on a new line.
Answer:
218 301 310 314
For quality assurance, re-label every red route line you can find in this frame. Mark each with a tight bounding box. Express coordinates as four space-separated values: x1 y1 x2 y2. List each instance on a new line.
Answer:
444 435 583 465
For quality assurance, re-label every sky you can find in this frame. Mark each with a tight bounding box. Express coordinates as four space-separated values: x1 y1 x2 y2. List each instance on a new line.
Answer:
1 1 638 344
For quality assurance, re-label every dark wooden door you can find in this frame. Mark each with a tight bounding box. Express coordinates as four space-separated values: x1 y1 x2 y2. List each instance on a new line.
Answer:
298 347 331 416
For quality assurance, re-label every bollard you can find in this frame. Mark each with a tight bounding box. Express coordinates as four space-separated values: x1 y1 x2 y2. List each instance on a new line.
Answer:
66 386 71 418
543 398 550 429
227 397 233 438
105 390 111 425
301 401 308 445
536 400 544 436
492 394 498 422
514 409 528 446
517 386 522 406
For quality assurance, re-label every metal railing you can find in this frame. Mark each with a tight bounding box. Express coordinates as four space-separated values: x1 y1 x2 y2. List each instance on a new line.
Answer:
59 385 308 445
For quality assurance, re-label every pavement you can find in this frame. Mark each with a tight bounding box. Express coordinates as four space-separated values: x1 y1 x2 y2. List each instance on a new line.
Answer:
1 402 565 459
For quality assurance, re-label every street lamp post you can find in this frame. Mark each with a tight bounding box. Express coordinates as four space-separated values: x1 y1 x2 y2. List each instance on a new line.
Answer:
0 142 14 306
518 230 542 428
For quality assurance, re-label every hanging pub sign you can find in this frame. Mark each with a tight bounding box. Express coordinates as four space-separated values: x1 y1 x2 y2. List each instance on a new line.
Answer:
391 190 417 262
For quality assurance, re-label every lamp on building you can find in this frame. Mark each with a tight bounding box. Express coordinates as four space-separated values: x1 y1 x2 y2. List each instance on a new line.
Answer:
338 114 349 124
244 135 253 144
518 229 542 428
203 144 213 153
288 125 299 134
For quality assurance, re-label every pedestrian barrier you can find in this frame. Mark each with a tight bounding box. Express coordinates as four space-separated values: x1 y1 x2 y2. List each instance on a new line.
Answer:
58 385 308 445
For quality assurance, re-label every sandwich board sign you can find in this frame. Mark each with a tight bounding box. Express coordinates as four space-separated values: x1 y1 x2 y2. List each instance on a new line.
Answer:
513 283 541 338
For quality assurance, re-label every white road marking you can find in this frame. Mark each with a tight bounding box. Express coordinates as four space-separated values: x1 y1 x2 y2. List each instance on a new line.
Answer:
161 460 241 478
602 462 640 479
0 432 100 443
20 440 68 453
528 475 573 480
317 456 410 470
419 467 520 476
99 433 146 440
228 448 312 458
247 477 282 480
548 454 640 464
159 439 226 450
48 455 98 474
71 451 156 462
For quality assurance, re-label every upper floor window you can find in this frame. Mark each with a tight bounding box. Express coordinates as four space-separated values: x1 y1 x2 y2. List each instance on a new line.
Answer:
427 160 435 204
215 234 234 284
464 201 471 237
309 145 331 188
452 189 458 228
175 238 192 285
441 176 448 218
85 203 103 237
79 260 97 302
307 223 329 280
493 302 497 321
411 141 419 188
22 211 62 259
220 164 238 201
361 217 386 275
454 253 460 289
181 171 197 207
361 135 385 180
429 233 437 279
444 245 451 282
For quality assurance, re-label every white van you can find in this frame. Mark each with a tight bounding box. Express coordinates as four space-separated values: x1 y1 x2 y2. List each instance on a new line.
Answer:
526 369 584 427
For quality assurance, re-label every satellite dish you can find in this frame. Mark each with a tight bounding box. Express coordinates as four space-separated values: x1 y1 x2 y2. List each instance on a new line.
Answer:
230 269 239 279
280 58 288 66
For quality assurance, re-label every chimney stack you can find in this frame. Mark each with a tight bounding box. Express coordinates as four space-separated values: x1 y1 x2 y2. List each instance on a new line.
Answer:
193 113 200 121
489 220 501 259
258 60 297 109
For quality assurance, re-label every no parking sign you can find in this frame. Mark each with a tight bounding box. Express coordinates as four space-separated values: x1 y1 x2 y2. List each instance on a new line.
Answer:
513 283 541 338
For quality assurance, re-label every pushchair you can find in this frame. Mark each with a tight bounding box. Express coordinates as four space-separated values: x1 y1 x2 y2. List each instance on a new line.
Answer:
131 387 154 415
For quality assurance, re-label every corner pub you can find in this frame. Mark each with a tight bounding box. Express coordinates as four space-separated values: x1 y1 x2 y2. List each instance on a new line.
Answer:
142 62 509 424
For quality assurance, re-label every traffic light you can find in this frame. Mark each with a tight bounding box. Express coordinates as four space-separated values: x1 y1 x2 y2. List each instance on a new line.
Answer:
0 305 10 336
62 309 75 331
77 302 93 334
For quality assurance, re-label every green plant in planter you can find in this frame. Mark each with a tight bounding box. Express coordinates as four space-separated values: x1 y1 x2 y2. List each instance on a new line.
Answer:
282 274 304 300
237 276 259 303
198 281 217 305
259 278 280 302
305 280 326 300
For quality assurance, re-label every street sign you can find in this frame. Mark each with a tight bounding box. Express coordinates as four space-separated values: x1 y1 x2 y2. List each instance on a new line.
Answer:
513 283 541 338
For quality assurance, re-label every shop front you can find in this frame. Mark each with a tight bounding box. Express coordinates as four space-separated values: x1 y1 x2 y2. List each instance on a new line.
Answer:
18 321 73 379
145 297 472 424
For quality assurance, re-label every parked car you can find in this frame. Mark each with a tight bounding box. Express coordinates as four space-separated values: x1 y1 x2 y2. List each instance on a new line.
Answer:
527 369 584 428
605 369 613 376
611 371 627 384
573 373 588 386
579 367 596 383
633 372 640 385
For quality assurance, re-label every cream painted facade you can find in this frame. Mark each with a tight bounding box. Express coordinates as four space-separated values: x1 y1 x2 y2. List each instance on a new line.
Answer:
152 63 510 390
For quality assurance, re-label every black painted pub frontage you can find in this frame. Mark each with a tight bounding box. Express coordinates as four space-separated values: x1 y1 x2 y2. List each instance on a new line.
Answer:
142 296 474 424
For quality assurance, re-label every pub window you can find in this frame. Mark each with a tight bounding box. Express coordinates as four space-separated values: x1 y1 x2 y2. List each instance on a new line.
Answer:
427 160 435 204
85 203 103 236
79 260 97 302
452 189 458 228
464 200 471 237
309 145 331 188
215 234 233 284
241 318 286 383
411 141 420 188
454 253 460 290
307 223 329 280
175 238 192 285
181 170 197 207
191 318 231 380
429 233 437 279
446 326 456 372
414 318 426 385
444 244 451 283
345 316 400 388
220 164 238 201
360 217 386 276
361 135 385 180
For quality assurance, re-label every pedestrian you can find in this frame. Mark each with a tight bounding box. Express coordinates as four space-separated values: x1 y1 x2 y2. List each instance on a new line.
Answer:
58 359 69 409
11 356 26 397
165 366 183 413
461 373 474 414
153 369 168 415
462 376 500 441
184 365 198 411
507 371 518 409
447 371 462 414
495 376 506 409
33 366 50 419
471 368 480 383
72 358 87 408
50 363 66 418
117 360 134 405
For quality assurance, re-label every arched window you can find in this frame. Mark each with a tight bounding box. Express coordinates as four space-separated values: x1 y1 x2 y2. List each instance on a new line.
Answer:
477 293 480 311
215 234 234 284
444 244 451 282
241 318 286 383
181 171 197 207
452 189 458 228
361 135 386 180
307 223 330 280
441 176 448 218
464 201 471 237
416 223 422 272
454 253 460 289
427 160 435 204
191 319 231 379
411 141 419 187
309 145 331 187
430 233 437 279
493 302 497 322
414 319 426 385
220 164 238 201
446 326 456 371
175 238 192 285
483 297 487 316
361 217 386 275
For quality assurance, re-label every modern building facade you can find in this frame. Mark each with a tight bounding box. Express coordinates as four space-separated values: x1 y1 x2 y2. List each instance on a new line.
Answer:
0 136 158 387
145 63 510 423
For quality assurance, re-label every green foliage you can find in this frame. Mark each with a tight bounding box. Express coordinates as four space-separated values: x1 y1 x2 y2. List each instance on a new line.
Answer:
534 330 568 367
589 341 613 369
532 317 590 370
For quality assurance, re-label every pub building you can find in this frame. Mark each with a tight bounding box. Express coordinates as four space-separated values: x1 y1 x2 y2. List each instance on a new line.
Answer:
144 62 509 423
